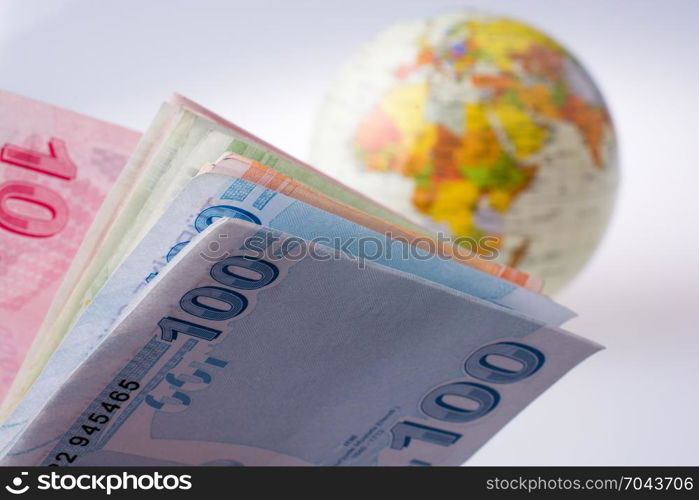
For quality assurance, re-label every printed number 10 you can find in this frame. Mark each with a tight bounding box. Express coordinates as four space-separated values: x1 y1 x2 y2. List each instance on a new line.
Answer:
0 138 76 237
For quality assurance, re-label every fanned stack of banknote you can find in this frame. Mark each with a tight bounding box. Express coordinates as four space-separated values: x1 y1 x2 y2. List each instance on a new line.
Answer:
0 90 601 466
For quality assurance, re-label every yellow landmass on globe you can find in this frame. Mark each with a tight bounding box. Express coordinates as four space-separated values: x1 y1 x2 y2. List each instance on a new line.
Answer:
492 101 548 159
464 19 564 72
426 180 478 236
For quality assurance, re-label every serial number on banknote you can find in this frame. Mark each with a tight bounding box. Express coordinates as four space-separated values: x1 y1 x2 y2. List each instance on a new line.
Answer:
47 379 140 466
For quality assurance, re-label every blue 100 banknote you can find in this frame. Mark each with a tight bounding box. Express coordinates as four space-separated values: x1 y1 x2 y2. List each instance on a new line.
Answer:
0 173 574 456
2 219 600 466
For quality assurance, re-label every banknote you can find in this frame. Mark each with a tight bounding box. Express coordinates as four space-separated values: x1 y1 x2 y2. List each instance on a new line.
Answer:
0 90 139 402
0 171 572 454
1 219 601 466
0 96 542 421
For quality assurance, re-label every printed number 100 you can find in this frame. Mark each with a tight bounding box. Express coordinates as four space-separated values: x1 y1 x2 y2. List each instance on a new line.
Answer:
389 342 545 462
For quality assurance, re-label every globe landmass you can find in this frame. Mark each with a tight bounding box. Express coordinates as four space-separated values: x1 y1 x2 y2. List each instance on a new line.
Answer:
312 13 618 292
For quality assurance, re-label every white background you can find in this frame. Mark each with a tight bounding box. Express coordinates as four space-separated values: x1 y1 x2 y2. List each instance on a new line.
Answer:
1 0 697 465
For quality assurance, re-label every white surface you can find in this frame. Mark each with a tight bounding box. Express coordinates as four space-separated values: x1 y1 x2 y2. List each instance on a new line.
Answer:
1 0 697 464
